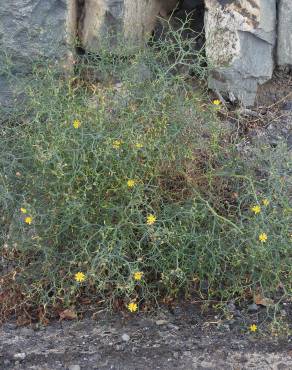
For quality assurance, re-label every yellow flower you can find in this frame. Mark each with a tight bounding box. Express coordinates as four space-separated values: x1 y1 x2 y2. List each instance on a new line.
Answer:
73 119 81 129
146 214 156 225
251 205 261 214
127 179 136 188
127 302 138 312
133 271 143 281
212 99 221 106
20 208 27 214
249 324 257 332
24 216 32 225
74 271 86 283
135 143 143 149
259 233 268 243
112 140 122 149
262 199 270 206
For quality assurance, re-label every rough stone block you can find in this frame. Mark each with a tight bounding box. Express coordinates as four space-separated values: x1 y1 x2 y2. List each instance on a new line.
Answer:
0 0 77 107
277 0 292 67
204 0 277 106
79 0 161 52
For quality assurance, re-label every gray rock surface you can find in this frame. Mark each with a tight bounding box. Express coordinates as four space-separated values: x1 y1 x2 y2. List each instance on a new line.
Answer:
0 0 77 107
79 0 161 53
205 0 277 106
277 0 292 67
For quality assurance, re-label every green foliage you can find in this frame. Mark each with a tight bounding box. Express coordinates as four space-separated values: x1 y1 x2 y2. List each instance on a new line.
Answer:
0 26 291 317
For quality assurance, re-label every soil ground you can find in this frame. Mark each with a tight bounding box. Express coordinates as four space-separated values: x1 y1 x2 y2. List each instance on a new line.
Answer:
1 305 292 370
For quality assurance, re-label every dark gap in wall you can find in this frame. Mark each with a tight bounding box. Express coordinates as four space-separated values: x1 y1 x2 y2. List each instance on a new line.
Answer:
76 0 86 55
74 0 206 83
153 0 205 47
151 0 206 75
274 0 279 67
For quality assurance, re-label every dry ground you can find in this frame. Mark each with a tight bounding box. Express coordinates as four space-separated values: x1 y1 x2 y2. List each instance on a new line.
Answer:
1 306 292 370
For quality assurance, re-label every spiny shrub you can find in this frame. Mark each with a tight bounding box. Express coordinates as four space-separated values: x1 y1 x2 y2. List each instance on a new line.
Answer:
0 23 291 320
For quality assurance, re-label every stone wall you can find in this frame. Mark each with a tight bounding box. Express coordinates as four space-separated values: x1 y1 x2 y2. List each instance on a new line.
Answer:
204 0 277 106
79 0 161 52
0 0 77 106
277 0 292 67
0 0 292 107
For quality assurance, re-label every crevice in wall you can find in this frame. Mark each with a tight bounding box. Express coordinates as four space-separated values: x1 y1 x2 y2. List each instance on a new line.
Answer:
154 0 205 53
274 0 280 68
75 0 86 55
72 0 207 82
75 1 206 55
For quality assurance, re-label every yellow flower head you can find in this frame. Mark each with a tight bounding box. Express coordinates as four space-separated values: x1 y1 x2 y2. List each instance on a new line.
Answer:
146 214 156 225
73 119 81 129
127 302 138 312
259 232 268 243
127 179 136 188
20 208 27 214
75 271 86 283
135 143 143 149
133 271 143 281
262 199 270 207
24 216 32 225
212 99 221 106
112 140 122 149
251 205 261 215
249 324 257 332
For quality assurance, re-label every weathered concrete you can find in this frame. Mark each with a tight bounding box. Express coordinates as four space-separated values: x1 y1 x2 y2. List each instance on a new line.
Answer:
205 0 277 106
277 0 292 67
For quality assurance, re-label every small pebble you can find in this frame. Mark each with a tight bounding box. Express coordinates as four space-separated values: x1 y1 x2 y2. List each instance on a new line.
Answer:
68 365 81 370
167 323 179 330
20 327 34 336
247 303 259 312
156 320 168 326
227 301 236 312
221 323 230 332
121 333 130 342
13 353 26 360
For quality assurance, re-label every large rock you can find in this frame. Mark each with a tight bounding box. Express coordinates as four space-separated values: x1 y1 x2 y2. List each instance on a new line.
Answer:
0 0 77 107
277 0 292 67
204 0 277 106
79 0 162 52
